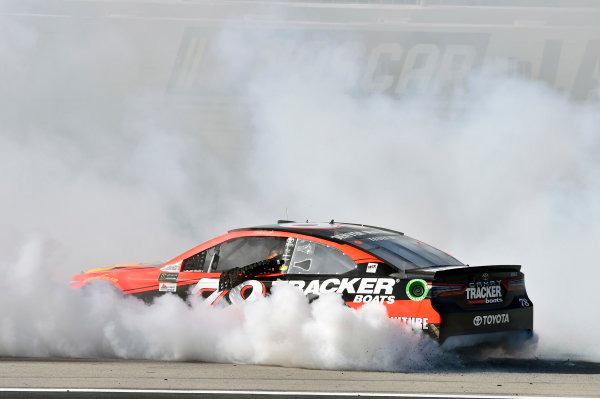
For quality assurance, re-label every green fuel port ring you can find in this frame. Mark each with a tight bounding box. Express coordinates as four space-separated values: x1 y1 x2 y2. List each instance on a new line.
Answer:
406 279 429 301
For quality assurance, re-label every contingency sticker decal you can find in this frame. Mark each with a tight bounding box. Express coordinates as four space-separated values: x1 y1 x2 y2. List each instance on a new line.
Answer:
366 263 378 273
158 273 178 282
159 283 177 292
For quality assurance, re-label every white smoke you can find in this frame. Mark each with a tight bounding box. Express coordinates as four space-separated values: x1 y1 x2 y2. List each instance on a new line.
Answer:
216 22 600 362
0 2 599 367
0 237 446 370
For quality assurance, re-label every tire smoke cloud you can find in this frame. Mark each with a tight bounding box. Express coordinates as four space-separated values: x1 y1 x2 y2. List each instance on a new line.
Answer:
1 2 599 365
1 237 447 370
215 22 600 362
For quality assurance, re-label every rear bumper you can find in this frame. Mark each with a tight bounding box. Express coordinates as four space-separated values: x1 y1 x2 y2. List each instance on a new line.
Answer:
440 329 536 352
438 306 533 343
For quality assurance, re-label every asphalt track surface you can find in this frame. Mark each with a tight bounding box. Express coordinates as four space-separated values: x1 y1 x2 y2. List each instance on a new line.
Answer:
1 357 599 398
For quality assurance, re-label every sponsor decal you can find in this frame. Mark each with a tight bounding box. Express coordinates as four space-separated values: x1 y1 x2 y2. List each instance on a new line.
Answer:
366 263 378 273
169 27 599 102
168 29 490 98
353 294 395 304
159 283 177 292
331 229 384 240
158 272 178 282
473 313 510 327
466 283 503 304
160 261 181 272
406 279 429 301
287 277 395 296
466 279 503 304
390 317 429 330
469 279 503 288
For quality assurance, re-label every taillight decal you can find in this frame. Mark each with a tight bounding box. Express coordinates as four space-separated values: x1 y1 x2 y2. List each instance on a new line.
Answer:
431 282 466 297
503 275 525 291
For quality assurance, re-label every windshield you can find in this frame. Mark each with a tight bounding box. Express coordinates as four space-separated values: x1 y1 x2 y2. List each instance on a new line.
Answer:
354 234 463 270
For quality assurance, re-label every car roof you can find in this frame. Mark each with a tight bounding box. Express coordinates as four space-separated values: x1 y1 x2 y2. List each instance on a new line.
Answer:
229 221 404 246
228 222 463 270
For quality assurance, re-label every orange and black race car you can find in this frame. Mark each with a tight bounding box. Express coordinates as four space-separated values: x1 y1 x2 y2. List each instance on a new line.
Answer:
70 221 533 342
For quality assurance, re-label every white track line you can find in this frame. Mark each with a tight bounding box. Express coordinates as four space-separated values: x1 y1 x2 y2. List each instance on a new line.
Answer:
0 389 591 399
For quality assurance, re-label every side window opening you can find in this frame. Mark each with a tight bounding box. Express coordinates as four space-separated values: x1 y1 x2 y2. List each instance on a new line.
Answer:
287 239 356 275
181 250 206 272
211 236 287 273
181 246 216 272
180 237 356 275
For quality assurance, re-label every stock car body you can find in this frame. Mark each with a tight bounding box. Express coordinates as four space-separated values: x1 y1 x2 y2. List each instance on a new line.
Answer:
70 222 533 342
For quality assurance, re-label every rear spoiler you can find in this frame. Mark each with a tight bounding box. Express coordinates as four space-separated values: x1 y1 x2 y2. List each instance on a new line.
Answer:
405 264 521 278
436 264 521 275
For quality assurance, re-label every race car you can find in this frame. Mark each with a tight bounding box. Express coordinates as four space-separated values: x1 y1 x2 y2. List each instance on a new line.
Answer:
70 221 533 342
